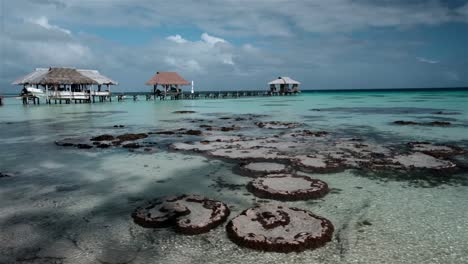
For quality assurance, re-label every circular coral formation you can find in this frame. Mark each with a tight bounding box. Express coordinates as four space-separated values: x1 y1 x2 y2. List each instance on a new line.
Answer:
237 162 290 177
226 205 334 253
407 142 464 158
131 194 230 235
292 154 345 173
391 152 456 171
247 174 329 201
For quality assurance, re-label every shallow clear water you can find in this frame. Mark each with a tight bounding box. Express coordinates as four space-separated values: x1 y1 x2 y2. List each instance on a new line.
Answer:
1 91 468 263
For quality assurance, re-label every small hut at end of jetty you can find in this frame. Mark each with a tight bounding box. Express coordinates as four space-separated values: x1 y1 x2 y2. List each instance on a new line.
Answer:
12 67 118 104
145 72 190 100
268 77 301 95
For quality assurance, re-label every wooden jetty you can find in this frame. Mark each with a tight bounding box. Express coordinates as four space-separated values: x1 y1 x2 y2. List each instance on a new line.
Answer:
143 73 301 100
12 67 118 105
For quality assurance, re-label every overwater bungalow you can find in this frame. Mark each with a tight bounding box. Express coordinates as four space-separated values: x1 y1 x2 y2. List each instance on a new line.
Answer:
268 77 301 95
12 67 118 104
145 72 190 100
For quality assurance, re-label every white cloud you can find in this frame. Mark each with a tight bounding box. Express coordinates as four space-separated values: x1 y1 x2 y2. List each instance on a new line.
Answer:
417 57 439 64
164 57 203 73
167 34 187 44
457 3 468 21
162 33 236 69
201 33 226 46
29 16 71 35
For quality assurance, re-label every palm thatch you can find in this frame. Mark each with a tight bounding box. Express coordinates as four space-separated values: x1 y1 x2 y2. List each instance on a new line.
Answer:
13 67 106 85
268 77 301 85
77 69 118 85
145 72 190 86
39 68 97 85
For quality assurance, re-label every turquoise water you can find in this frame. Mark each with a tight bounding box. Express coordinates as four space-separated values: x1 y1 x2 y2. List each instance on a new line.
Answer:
1 90 468 263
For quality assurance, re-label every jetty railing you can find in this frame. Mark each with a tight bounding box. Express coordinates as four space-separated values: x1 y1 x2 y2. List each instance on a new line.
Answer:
145 90 300 101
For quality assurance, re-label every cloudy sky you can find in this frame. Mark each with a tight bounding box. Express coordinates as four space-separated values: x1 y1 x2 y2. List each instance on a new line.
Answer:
1 0 467 92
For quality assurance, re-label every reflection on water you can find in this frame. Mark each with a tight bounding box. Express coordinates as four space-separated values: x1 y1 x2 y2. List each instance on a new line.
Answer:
0 90 468 263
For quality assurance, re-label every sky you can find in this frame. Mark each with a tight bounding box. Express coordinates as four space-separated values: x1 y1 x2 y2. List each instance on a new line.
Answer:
1 0 468 93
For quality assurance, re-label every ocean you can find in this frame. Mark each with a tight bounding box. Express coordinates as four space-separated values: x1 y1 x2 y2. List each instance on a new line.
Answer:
0 89 467 263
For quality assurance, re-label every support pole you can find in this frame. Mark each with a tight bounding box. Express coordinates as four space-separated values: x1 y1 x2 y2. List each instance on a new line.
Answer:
45 85 49 104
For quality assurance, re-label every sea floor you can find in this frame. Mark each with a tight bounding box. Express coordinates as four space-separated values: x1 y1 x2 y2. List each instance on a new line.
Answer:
0 91 468 263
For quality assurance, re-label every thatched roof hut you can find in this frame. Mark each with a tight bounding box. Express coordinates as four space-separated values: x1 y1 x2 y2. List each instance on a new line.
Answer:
268 77 301 85
268 77 301 94
12 67 118 86
145 72 190 86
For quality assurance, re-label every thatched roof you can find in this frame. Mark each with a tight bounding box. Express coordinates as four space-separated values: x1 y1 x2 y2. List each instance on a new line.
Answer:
146 72 190 86
12 67 118 85
268 77 301 85
77 69 118 85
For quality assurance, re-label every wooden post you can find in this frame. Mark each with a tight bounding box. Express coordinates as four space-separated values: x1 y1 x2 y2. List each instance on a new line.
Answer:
45 85 49 104
107 84 111 102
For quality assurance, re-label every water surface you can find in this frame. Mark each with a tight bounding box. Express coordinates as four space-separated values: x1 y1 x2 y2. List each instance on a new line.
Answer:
1 90 467 263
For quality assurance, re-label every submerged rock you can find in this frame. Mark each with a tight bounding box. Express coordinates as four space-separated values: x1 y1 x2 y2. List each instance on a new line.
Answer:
203 125 240 132
407 142 464 158
173 110 197 114
427 121 451 126
152 130 177 135
91 134 115 141
151 129 202 136
392 152 456 170
237 162 290 177
132 194 230 235
289 130 329 137
292 154 345 173
431 111 460 115
116 133 148 142
77 143 93 149
255 121 301 129
226 205 334 253
247 174 329 201
186 129 203 136
393 120 419 125
393 120 451 126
